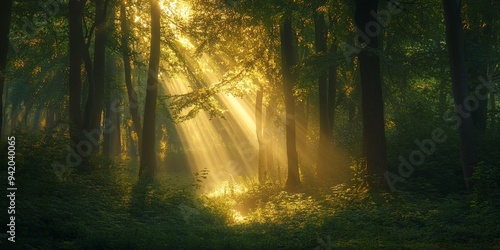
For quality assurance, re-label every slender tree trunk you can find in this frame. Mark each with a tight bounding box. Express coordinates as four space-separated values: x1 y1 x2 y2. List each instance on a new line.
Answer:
314 10 330 178
69 0 84 144
281 16 300 191
104 53 121 157
0 0 13 138
355 0 388 188
328 44 337 133
443 0 477 192
472 3 493 132
121 0 142 156
255 87 266 183
265 96 276 180
139 0 161 178
84 0 108 133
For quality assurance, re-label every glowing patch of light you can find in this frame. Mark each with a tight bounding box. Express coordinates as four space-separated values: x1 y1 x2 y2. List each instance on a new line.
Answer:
177 35 195 50
207 180 248 198
161 0 191 20
230 209 246 224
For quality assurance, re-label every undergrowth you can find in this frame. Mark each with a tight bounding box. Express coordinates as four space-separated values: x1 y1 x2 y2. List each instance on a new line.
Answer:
0 130 499 249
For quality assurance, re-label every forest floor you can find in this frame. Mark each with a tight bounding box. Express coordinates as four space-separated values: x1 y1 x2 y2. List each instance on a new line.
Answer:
1 132 499 249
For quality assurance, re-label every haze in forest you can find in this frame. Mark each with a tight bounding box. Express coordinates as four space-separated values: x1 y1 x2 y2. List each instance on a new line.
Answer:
0 0 499 248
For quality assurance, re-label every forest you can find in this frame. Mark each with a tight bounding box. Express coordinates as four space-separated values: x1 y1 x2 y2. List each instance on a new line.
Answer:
0 0 499 249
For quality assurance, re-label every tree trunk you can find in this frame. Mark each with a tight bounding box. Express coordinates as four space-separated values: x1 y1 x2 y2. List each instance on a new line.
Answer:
121 0 142 156
314 10 330 178
443 0 477 192
104 53 121 157
281 16 300 191
328 44 337 133
0 0 13 138
355 0 388 188
265 96 276 180
69 0 84 144
139 0 161 179
84 0 108 133
255 87 266 183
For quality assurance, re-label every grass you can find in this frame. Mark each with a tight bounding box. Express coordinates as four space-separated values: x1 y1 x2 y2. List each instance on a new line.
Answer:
1 131 499 249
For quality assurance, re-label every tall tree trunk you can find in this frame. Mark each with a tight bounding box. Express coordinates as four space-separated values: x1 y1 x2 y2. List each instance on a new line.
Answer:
255 87 266 183
69 0 84 144
104 4 121 158
281 16 300 191
139 0 161 179
121 0 142 156
295 99 308 162
471 1 493 132
314 9 330 178
265 96 276 180
355 0 388 188
328 44 337 133
104 53 120 157
84 0 108 133
443 0 477 192
0 0 13 138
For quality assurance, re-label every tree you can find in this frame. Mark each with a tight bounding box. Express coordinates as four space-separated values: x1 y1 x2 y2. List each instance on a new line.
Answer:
314 5 330 178
69 0 84 144
120 0 142 157
355 0 388 188
255 86 266 183
443 0 477 191
281 15 301 191
139 0 161 178
83 0 109 134
0 0 13 137
327 13 337 135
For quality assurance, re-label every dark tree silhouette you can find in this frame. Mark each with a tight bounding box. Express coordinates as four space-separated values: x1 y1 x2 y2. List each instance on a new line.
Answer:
314 7 330 178
443 0 477 191
121 0 142 157
84 0 109 134
68 0 84 144
281 15 300 191
355 0 388 188
0 0 13 137
139 0 161 178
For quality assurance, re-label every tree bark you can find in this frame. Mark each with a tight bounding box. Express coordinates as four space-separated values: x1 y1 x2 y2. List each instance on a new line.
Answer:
281 16 300 191
104 53 121 157
265 96 276 180
84 0 108 133
355 0 388 188
314 10 330 178
0 0 13 138
121 0 142 156
139 0 161 179
255 87 266 183
328 44 337 133
69 0 84 144
443 0 477 192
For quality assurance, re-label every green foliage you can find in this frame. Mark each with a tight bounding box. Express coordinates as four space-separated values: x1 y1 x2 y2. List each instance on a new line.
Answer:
2 133 499 249
472 161 500 204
